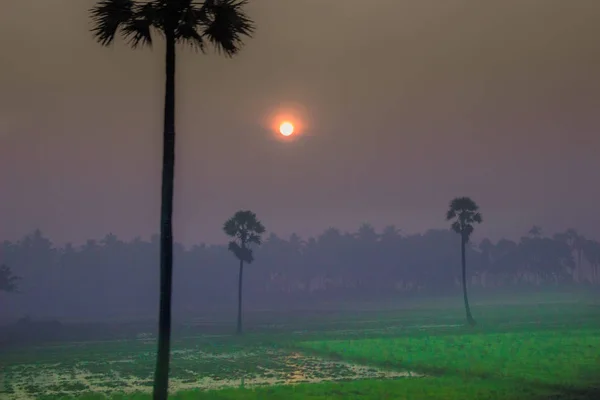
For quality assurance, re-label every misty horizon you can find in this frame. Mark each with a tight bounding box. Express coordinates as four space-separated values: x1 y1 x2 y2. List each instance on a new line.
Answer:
3 222 596 248
2 222 596 324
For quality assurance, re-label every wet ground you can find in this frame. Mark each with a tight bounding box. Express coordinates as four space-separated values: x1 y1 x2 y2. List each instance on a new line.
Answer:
2 346 420 399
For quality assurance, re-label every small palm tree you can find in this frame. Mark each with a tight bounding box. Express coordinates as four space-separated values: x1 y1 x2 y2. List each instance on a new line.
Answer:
446 197 482 326
89 1 254 398
223 210 266 334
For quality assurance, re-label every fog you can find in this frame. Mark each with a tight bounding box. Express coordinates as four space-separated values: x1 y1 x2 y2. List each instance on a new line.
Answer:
1 224 598 344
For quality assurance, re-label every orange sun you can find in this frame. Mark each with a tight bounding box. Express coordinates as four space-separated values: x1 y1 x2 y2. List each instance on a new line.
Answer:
264 102 309 140
279 121 294 136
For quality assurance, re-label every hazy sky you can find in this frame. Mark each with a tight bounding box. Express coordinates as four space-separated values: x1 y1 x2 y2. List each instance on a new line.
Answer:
1 0 600 245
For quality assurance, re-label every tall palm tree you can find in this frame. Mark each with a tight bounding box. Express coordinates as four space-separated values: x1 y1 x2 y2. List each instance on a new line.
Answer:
223 210 266 334
446 196 482 327
89 1 254 398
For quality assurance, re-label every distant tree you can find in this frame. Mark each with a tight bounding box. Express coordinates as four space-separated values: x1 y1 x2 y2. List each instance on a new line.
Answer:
353 224 380 289
478 238 494 276
446 197 483 326
381 225 402 243
90 1 254 397
569 230 586 274
378 225 402 288
315 228 346 286
583 239 600 284
0 264 20 293
355 223 379 242
288 233 305 256
487 238 519 285
518 236 574 284
554 229 586 281
223 210 266 334
528 225 542 238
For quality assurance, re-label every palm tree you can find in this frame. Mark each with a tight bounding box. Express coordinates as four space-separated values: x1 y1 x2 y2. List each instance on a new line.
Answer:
446 197 483 326
223 210 266 334
89 1 254 398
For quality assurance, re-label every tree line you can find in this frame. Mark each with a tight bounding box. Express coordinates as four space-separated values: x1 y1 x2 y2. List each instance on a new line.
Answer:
2 220 597 320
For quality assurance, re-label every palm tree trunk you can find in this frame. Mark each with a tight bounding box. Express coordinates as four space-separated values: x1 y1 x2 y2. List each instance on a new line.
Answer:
461 235 476 326
237 259 244 334
153 29 176 400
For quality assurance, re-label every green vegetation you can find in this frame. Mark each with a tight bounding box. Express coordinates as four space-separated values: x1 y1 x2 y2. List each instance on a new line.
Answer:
1 297 599 400
301 329 600 386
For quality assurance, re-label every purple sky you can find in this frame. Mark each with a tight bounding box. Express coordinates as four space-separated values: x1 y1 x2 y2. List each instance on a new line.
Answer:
1 0 600 246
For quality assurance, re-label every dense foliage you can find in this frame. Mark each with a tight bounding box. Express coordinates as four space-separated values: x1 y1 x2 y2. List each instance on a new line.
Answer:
0 226 598 321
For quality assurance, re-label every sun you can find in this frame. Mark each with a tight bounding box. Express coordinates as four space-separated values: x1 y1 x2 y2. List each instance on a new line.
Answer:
279 121 294 136
264 103 309 140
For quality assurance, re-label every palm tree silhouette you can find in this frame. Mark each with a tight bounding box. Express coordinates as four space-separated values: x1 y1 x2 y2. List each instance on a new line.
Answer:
89 1 254 398
223 210 266 334
446 197 482 326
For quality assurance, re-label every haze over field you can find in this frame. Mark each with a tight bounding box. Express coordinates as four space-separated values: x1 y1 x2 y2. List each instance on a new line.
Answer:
2 2 600 400
1 225 598 325
1 0 600 246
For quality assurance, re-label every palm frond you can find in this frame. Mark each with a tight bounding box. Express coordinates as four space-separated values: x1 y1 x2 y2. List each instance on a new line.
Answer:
447 196 482 239
223 218 239 237
176 4 206 50
451 221 461 234
122 2 161 47
228 241 241 254
249 219 266 235
90 0 135 46
223 210 265 255
199 0 255 56
463 224 474 240
247 233 262 246
449 196 479 213
227 241 254 263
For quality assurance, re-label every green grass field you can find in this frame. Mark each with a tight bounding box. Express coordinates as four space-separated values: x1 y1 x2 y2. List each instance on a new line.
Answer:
1 293 599 399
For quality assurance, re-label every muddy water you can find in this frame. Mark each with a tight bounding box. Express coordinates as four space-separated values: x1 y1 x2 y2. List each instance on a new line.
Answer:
2 349 422 400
